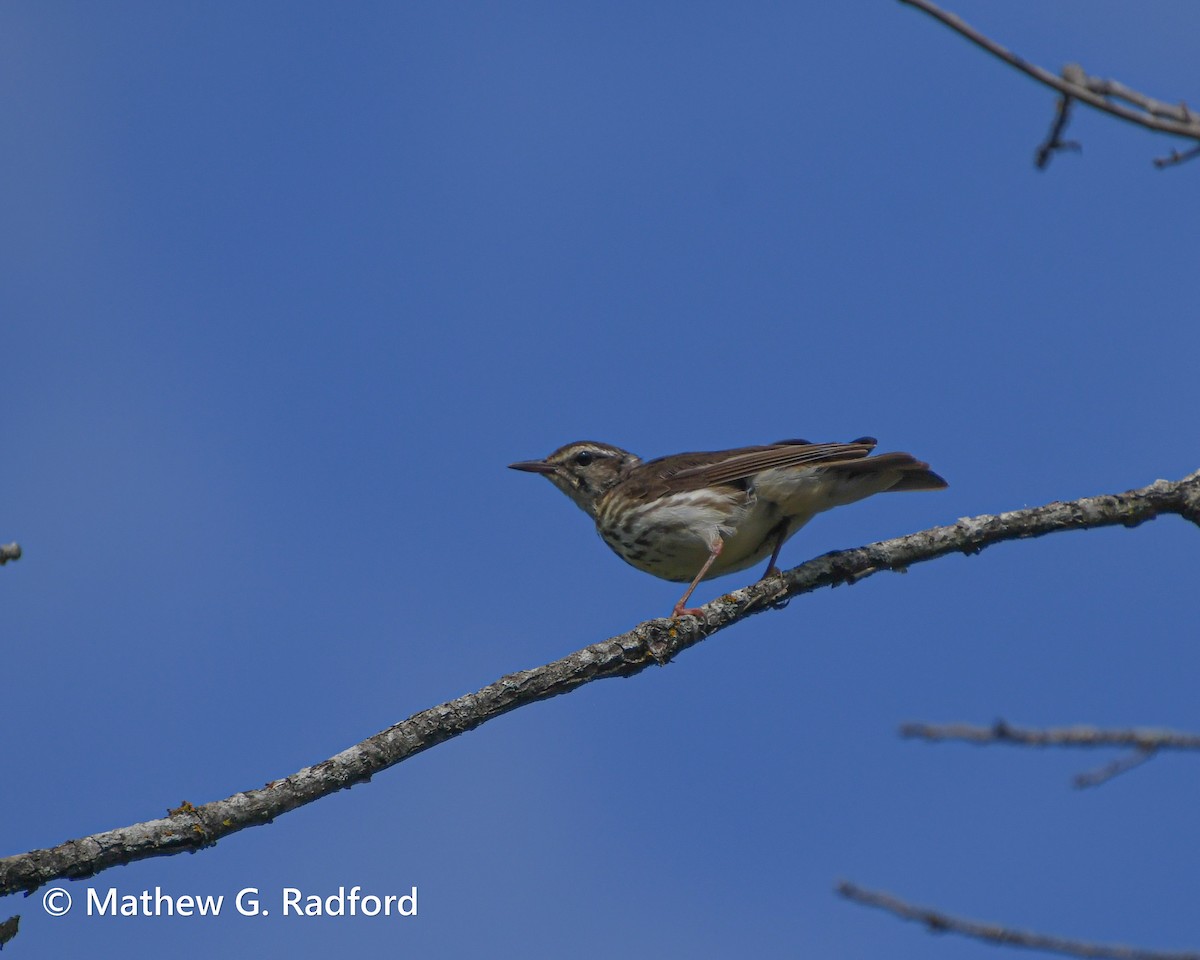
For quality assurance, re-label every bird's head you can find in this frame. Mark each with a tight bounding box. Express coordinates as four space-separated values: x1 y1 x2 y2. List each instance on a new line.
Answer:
508 441 640 517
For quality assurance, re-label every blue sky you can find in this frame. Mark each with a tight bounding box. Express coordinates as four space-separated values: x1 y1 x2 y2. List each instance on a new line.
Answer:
3 2 1199 956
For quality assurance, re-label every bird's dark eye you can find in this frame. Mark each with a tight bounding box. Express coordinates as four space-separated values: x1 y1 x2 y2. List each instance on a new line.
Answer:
574 451 594 467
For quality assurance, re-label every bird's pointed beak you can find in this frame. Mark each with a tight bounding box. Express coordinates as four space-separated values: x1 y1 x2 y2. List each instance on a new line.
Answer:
508 459 557 475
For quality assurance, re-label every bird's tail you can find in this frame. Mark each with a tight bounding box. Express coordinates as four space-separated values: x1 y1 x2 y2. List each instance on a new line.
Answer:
829 451 948 491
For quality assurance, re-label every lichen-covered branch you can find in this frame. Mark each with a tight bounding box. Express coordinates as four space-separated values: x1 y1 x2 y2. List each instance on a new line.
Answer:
2 470 1197 898
838 881 1200 960
899 0 1200 167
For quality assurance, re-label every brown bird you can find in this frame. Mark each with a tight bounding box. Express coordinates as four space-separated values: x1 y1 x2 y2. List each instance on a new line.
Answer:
509 436 946 617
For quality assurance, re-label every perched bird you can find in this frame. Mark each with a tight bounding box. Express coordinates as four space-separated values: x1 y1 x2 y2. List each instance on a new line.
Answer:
509 437 946 617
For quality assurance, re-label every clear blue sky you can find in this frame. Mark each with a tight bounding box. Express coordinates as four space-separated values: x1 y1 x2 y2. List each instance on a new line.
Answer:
4 2 1198 957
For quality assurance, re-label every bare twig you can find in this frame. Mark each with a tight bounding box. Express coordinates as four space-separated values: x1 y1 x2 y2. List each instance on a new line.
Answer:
0 543 20 565
1073 750 1156 789
1034 91 1080 169
900 721 1200 752
2 470 1198 897
0 915 17 951
902 720 1200 788
899 0 1200 166
1153 144 1200 169
839 881 1200 960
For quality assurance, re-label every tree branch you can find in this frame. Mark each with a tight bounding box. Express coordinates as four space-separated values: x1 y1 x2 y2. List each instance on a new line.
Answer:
2 470 1197 898
0 543 20 565
838 881 1200 960
901 721 1200 752
899 0 1200 167
902 720 1200 787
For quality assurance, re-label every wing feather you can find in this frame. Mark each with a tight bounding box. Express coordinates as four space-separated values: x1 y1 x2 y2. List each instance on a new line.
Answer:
665 440 877 487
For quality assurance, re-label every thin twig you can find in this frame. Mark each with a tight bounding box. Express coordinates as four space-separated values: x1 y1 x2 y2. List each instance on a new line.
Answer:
901 720 1200 789
900 721 1200 751
1073 749 1156 789
1082 75 1198 125
839 881 1200 960
1 470 1198 897
1153 144 1200 169
0 915 17 951
899 0 1200 165
1035 92 1080 169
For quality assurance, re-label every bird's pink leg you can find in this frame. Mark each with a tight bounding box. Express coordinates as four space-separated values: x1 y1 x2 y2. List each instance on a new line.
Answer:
672 539 724 618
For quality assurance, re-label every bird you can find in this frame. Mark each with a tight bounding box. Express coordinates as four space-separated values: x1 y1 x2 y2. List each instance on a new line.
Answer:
509 436 946 618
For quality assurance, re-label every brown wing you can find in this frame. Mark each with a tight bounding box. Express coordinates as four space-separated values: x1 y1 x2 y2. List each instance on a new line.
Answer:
657 439 878 488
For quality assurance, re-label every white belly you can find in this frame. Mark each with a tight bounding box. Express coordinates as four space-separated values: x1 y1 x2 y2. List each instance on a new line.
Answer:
595 487 790 583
